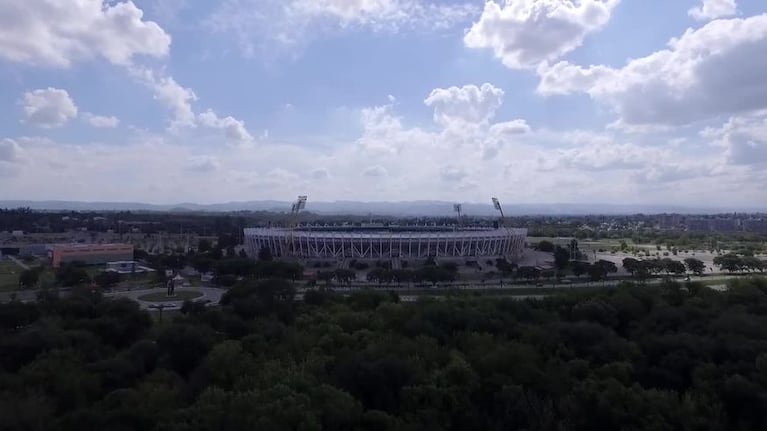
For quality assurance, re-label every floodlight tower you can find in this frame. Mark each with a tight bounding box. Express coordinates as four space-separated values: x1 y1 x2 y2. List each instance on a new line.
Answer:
291 195 308 220
453 203 463 227
491 197 505 227
286 195 307 257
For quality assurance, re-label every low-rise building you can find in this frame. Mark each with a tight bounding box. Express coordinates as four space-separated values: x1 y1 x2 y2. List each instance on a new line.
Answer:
50 243 133 268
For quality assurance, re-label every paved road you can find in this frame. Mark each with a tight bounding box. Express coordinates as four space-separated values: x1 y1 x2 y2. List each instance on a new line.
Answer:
105 287 225 310
7 255 30 270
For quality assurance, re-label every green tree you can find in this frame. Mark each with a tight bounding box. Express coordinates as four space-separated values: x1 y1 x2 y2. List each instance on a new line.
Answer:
537 240 555 252
55 263 91 287
19 268 40 289
554 246 570 270
684 257 705 276
93 271 121 289
198 238 212 253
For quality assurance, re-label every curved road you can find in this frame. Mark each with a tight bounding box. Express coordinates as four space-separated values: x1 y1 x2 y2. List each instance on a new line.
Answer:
105 287 225 310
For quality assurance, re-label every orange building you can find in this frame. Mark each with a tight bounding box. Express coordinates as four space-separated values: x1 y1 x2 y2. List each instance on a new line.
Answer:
50 244 134 268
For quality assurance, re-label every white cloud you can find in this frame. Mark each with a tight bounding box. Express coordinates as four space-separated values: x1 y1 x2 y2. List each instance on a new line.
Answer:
355 102 430 155
549 142 667 171
198 110 254 146
537 14 767 127
464 0 620 69
131 67 198 129
689 0 736 21
704 112 767 166
0 84 751 206
206 0 477 56
363 165 388 177
0 0 170 67
131 68 254 144
311 168 330 180
83 112 120 128
20 88 78 128
489 119 531 136
185 156 220 172
0 138 23 162
424 83 504 126
441 165 468 182
482 119 531 159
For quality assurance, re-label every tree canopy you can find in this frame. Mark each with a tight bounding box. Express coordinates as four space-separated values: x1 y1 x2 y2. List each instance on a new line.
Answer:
2 278 767 430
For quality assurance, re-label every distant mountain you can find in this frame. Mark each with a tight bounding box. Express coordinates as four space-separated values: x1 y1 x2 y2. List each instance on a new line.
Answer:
0 200 762 216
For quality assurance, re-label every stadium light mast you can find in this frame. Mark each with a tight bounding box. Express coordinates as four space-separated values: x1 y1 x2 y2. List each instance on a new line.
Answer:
453 203 462 227
491 197 505 227
286 195 308 257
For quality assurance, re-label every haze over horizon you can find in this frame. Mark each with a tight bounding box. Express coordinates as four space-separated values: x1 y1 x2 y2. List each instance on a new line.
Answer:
2 0 767 207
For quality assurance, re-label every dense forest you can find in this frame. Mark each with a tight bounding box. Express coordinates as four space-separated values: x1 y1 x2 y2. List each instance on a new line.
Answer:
2 278 767 430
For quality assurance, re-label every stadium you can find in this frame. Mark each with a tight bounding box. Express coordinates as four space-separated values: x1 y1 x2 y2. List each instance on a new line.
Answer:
243 226 528 262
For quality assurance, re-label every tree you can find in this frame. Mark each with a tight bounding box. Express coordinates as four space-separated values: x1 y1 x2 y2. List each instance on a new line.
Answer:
714 254 743 273
595 260 618 277
684 258 706 276
197 239 212 253
55 263 91 287
517 266 541 281
622 258 640 275
257 246 273 262
94 271 122 289
18 269 39 289
554 246 570 270
537 240 555 253
572 261 589 278
663 259 686 276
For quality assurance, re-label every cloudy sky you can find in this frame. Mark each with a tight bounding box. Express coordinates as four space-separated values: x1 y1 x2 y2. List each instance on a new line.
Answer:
1 0 766 207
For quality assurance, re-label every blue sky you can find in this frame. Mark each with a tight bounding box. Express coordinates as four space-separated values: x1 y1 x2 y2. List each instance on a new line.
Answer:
1 0 767 207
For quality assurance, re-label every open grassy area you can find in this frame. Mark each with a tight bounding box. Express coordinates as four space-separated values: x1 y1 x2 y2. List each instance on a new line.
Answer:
137 290 203 302
0 260 22 291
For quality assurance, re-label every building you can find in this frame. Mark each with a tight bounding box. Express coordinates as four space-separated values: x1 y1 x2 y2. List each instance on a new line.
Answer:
686 218 712 232
711 217 739 232
743 218 767 233
243 227 527 261
658 214 682 230
50 243 133 268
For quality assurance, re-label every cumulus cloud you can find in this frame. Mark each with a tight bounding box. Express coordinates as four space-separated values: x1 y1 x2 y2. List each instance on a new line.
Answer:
131 67 198 129
537 14 767 127
704 112 767 166
0 138 23 162
206 0 477 56
185 156 220 172
198 110 254 146
20 88 78 128
689 0 737 21
482 119 531 159
83 113 120 128
0 0 170 67
131 68 254 144
356 102 430 155
424 83 504 126
464 0 620 69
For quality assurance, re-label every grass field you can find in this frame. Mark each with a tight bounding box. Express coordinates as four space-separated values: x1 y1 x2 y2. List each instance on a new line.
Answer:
0 260 23 291
137 290 203 302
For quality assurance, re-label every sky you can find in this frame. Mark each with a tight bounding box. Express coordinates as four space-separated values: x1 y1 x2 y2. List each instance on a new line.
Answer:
1 0 767 207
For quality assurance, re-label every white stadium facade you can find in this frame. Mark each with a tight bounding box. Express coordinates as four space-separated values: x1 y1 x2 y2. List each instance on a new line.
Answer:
243 227 527 262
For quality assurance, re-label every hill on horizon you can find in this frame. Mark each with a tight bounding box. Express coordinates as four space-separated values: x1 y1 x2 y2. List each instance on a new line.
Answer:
0 200 761 216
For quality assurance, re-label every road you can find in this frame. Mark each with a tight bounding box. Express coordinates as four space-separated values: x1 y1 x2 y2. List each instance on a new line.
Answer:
7 255 30 270
104 287 225 310
0 274 746 309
